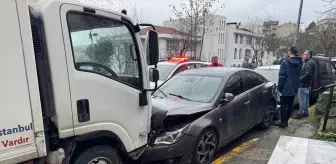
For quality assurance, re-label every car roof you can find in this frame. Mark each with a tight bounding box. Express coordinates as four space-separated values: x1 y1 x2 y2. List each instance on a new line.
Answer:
179 67 249 77
255 65 280 70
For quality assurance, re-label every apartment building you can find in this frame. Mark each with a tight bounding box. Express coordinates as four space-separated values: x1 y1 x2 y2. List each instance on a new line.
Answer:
262 21 279 36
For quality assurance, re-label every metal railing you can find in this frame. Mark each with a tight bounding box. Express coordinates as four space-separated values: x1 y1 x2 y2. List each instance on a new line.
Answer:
321 82 336 132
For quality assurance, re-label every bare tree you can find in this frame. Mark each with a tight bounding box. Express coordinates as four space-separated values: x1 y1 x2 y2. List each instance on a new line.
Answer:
243 17 265 66
168 0 224 60
317 1 336 57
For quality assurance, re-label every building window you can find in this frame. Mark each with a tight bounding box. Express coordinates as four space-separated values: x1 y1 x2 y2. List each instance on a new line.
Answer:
246 36 252 45
218 49 220 56
239 49 242 59
223 21 225 30
166 40 178 51
234 48 237 59
235 35 238 43
240 35 243 44
245 49 251 58
219 20 222 30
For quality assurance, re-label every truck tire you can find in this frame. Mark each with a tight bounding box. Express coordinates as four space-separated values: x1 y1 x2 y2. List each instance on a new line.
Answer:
73 145 122 164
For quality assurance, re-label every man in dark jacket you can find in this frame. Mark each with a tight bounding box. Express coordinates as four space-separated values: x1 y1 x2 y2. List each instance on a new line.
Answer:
273 57 280 65
276 47 303 128
292 50 316 119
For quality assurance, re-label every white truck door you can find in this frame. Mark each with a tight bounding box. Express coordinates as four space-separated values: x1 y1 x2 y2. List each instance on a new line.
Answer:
60 5 150 152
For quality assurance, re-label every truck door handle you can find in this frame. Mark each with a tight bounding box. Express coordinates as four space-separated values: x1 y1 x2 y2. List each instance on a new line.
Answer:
244 101 250 105
77 99 90 122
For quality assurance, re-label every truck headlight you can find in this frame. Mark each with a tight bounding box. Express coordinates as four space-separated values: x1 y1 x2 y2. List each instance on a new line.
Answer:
154 124 189 145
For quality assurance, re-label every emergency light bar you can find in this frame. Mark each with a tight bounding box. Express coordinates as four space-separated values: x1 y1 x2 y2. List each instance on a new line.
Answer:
168 57 189 62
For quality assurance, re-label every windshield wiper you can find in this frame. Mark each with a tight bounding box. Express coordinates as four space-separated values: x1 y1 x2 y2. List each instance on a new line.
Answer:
157 89 168 97
169 93 192 101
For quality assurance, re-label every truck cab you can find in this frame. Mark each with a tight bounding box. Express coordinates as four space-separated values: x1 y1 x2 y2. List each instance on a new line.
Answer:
0 0 159 163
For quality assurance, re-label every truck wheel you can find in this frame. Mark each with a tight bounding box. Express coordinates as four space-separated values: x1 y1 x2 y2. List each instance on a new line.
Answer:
73 145 122 164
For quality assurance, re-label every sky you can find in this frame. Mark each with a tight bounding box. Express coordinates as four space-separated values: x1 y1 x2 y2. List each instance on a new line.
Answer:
116 0 331 28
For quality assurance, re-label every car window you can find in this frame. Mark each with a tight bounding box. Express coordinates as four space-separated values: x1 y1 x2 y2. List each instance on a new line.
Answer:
332 63 336 75
326 61 332 74
319 60 328 74
157 64 175 81
225 73 245 96
244 72 264 90
153 75 222 102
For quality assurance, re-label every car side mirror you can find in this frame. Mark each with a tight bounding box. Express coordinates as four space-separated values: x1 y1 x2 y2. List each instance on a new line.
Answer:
220 93 235 103
149 68 159 82
147 30 159 65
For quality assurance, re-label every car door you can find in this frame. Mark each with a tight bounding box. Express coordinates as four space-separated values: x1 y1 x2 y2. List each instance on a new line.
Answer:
242 71 265 127
60 5 150 150
318 59 333 86
219 72 250 141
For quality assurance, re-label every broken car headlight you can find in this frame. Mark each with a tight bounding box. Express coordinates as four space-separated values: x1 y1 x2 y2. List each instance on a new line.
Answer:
154 124 190 145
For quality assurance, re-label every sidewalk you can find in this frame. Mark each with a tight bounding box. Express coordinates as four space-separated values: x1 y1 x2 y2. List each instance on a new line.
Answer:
212 107 316 164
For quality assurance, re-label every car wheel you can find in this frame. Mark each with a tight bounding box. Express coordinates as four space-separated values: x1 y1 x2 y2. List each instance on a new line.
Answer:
258 102 275 129
192 129 218 164
73 145 122 164
273 107 280 120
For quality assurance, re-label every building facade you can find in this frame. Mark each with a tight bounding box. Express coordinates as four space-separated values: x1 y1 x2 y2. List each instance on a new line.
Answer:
276 23 296 38
262 21 279 36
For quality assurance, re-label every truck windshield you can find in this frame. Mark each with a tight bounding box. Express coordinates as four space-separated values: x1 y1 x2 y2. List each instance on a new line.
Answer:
67 12 142 89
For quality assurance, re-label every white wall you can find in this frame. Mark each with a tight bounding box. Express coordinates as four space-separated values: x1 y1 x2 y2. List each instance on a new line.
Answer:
201 15 227 63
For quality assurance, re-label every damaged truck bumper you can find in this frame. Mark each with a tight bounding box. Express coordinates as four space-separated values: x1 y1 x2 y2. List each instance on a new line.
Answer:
141 134 196 164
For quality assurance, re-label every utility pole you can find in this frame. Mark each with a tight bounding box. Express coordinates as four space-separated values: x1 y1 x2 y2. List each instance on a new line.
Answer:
294 0 304 46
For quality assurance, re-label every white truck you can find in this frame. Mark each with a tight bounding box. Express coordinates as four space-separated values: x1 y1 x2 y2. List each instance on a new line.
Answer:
0 0 159 163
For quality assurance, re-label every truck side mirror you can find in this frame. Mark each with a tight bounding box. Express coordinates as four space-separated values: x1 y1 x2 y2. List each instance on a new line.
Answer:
147 30 159 65
149 68 159 82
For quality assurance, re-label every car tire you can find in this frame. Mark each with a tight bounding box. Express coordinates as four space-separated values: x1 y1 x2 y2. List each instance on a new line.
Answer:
73 145 122 164
273 107 280 120
258 102 275 129
191 128 218 164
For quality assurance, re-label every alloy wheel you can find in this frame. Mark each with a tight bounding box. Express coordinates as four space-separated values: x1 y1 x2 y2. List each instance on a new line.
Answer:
88 157 113 164
264 104 275 126
196 131 217 164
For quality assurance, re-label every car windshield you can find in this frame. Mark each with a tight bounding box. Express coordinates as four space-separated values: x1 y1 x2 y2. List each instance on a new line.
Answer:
254 69 279 83
153 75 222 103
157 64 175 81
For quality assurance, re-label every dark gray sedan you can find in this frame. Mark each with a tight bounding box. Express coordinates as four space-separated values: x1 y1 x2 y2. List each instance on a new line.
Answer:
142 67 277 164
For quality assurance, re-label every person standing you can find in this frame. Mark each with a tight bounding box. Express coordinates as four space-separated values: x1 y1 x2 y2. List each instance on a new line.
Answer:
209 56 224 67
242 57 249 68
249 59 257 69
276 47 303 128
273 57 280 65
292 50 316 119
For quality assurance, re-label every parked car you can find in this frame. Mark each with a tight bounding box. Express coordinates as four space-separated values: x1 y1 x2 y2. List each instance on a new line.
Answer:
254 56 336 119
149 57 210 88
144 67 277 164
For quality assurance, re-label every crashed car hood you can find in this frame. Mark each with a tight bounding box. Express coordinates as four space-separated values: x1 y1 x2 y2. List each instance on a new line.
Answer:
152 97 213 116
